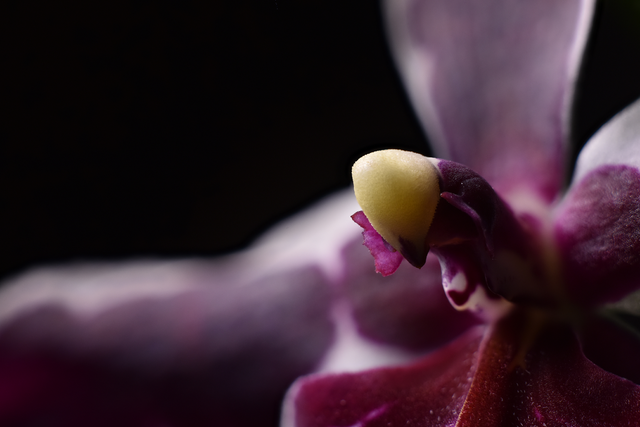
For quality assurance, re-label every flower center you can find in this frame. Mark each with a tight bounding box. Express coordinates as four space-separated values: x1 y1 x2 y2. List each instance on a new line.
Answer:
352 149 566 322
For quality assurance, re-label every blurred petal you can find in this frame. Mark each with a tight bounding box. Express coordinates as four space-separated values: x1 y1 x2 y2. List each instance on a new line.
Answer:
0 189 478 425
385 0 595 201
0 190 364 427
0 262 334 427
554 164 640 305
341 240 481 351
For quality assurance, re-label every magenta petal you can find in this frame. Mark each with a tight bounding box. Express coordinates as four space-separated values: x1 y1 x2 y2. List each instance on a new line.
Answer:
457 313 640 426
351 211 404 276
554 164 640 305
341 238 481 351
288 326 485 427
385 0 594 201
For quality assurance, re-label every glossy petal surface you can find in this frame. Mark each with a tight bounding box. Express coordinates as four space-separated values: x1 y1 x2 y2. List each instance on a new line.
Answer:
385 0 594 200
457 312 640 426
291 313 640 427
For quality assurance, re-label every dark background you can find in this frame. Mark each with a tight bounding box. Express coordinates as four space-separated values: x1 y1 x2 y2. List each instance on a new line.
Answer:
2 0 640 280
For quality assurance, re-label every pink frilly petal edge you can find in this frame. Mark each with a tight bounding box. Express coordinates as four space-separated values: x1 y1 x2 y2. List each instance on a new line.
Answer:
351 211 403 276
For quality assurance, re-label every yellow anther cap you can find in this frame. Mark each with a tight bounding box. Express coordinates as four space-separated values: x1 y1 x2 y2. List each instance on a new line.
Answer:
352 149 440 267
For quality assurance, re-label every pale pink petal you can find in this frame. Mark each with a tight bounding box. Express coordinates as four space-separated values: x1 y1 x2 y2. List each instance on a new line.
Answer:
385 0 595 201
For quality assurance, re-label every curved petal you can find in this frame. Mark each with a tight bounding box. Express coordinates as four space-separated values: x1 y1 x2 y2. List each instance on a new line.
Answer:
288 312 640 427
456 312 640 426
429 160 552 310
0 188 479 425
555 98 640 305
0 262 335 427
0 190 364 427
384 0 595 201
572 97 640 184
341 239 481 351
283 326 485 427
554 164 640 305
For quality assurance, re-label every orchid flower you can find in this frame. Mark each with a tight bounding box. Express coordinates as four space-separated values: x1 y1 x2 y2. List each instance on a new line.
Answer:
285 0 640 426
2 1 640 427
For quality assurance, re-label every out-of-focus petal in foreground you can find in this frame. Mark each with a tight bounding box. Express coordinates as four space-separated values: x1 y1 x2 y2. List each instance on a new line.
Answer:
0 190 476 426
0 261 335 427
287 312 640 427
385 0 594 201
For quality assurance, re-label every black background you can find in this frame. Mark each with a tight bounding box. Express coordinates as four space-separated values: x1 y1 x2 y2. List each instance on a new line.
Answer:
2 0 640 280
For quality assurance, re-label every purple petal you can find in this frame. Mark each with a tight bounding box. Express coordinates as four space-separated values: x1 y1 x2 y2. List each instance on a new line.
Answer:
351 211 404 276
384 0 595 201
0 190 364 427
554 164 640 305
430 160 552 308
341 237 481 351
456 311 640 426
0 263 334 427
432 243 512 320
554 98 640 305
284 326 485 427
288 312 640 427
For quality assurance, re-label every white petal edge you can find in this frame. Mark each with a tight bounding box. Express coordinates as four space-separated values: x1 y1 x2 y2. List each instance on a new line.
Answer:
0 188 361 323
317 300 426 373
383 0 595 162
572 97 640 185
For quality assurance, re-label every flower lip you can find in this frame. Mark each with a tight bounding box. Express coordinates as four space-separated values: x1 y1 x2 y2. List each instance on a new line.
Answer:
352 149 441 268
